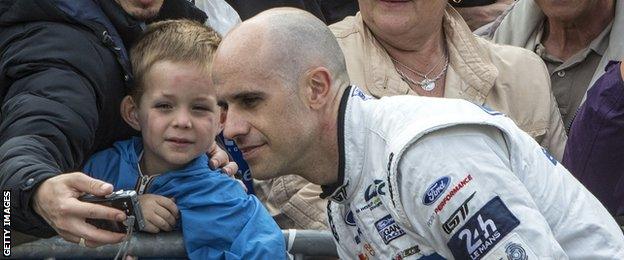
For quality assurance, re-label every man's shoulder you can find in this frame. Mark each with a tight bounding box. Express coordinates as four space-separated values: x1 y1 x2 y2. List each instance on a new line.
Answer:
475 36 546 73
2 21 107 61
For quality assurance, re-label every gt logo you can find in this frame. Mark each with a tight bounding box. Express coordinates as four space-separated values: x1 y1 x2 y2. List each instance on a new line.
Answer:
442 192 475 234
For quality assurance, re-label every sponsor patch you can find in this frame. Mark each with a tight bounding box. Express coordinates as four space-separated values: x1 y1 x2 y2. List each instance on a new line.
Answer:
357 180 386 213
442 192 475 234
393 245 421 260
354 227 363 244
541 148 558 166
375 215 406 244
352 87 372 100
484 233 537 260
505 242 528 260
423 176 451 205
364 180 386 201
364 243 376 256
345 210 356 226
435 174 472 213
447 197 519 260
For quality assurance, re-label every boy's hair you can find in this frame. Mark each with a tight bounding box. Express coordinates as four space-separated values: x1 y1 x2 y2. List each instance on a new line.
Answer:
129 20 221 102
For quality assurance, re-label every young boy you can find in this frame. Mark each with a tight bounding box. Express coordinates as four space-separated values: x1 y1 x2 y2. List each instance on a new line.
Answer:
82 20 286 259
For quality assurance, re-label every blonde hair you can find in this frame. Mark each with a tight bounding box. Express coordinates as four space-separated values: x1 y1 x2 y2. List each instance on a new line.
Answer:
129 19 221 101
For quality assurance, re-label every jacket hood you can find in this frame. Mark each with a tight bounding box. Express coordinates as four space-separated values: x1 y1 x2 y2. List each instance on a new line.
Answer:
0 0 134 61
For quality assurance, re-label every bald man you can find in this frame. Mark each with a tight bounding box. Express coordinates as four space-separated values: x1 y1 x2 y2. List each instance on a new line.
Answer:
213 8 624 259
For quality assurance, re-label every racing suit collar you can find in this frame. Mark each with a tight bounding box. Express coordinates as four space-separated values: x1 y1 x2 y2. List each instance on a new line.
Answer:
319 86 351 201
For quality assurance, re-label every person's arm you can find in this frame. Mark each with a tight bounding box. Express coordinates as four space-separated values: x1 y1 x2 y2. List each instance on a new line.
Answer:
542 89 567 160
173 174 286 259
397 124 568 258
0 24 128 245
277 182 328 230
454 0 514 31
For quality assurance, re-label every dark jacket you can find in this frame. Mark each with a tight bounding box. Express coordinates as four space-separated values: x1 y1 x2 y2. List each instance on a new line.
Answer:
0 0 206 237
226 0 358 25
563 61 624 216
84 137 287 259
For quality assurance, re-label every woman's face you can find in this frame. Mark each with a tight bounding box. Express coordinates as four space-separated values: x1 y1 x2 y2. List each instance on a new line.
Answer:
358 0 447 38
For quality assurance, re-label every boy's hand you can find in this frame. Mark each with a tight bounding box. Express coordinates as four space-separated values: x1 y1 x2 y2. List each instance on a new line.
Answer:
138 194 179 233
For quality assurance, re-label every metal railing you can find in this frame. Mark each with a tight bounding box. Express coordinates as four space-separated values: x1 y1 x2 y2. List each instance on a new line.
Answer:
11 230 337 259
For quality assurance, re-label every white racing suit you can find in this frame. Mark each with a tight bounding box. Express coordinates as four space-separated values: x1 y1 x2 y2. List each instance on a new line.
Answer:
322 86 624 259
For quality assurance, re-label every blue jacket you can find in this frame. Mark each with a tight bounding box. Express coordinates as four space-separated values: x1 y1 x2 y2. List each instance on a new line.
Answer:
83 137 286 259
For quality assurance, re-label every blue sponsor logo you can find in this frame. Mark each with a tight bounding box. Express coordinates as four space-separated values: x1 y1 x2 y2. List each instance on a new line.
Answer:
374 215 406 244
345 210 356 226
447 197 520 260
506 243 528 260
351 87 372 100
541 147 558 166
423 176 451 205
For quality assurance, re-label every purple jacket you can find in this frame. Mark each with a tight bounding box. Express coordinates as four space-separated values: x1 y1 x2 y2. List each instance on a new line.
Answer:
563 61 624 216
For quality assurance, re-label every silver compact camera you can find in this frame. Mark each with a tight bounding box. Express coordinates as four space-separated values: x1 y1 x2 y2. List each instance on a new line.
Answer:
79 190 145 233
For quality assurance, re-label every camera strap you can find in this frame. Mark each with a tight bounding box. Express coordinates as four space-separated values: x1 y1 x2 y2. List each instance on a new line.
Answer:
114 216 136 260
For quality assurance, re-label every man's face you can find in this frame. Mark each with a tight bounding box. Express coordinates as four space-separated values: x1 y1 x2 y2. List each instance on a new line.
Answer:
357 0 446 37
115 0 164 21
214 58 314 180
134 61 220 173
534 0 597 21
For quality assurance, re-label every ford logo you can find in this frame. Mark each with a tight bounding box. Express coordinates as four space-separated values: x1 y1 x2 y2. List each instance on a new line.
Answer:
422 176 451 205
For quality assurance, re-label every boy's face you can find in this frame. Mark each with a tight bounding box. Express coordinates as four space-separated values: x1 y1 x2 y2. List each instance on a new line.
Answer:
131 61 221 173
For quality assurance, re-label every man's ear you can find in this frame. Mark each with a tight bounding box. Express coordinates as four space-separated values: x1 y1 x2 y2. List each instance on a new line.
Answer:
218 107 226 133
120 96 142 131
305 67 332 110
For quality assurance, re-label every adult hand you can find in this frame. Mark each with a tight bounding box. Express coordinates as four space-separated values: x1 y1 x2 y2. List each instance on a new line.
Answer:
138 194 179 233
455 0 514 31
32 172 127 247
208 142 238 176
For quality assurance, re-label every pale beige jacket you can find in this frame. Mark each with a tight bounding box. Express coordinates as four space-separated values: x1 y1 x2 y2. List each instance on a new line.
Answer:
256 6 567 231
254 175 328 230
331 6 567 159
